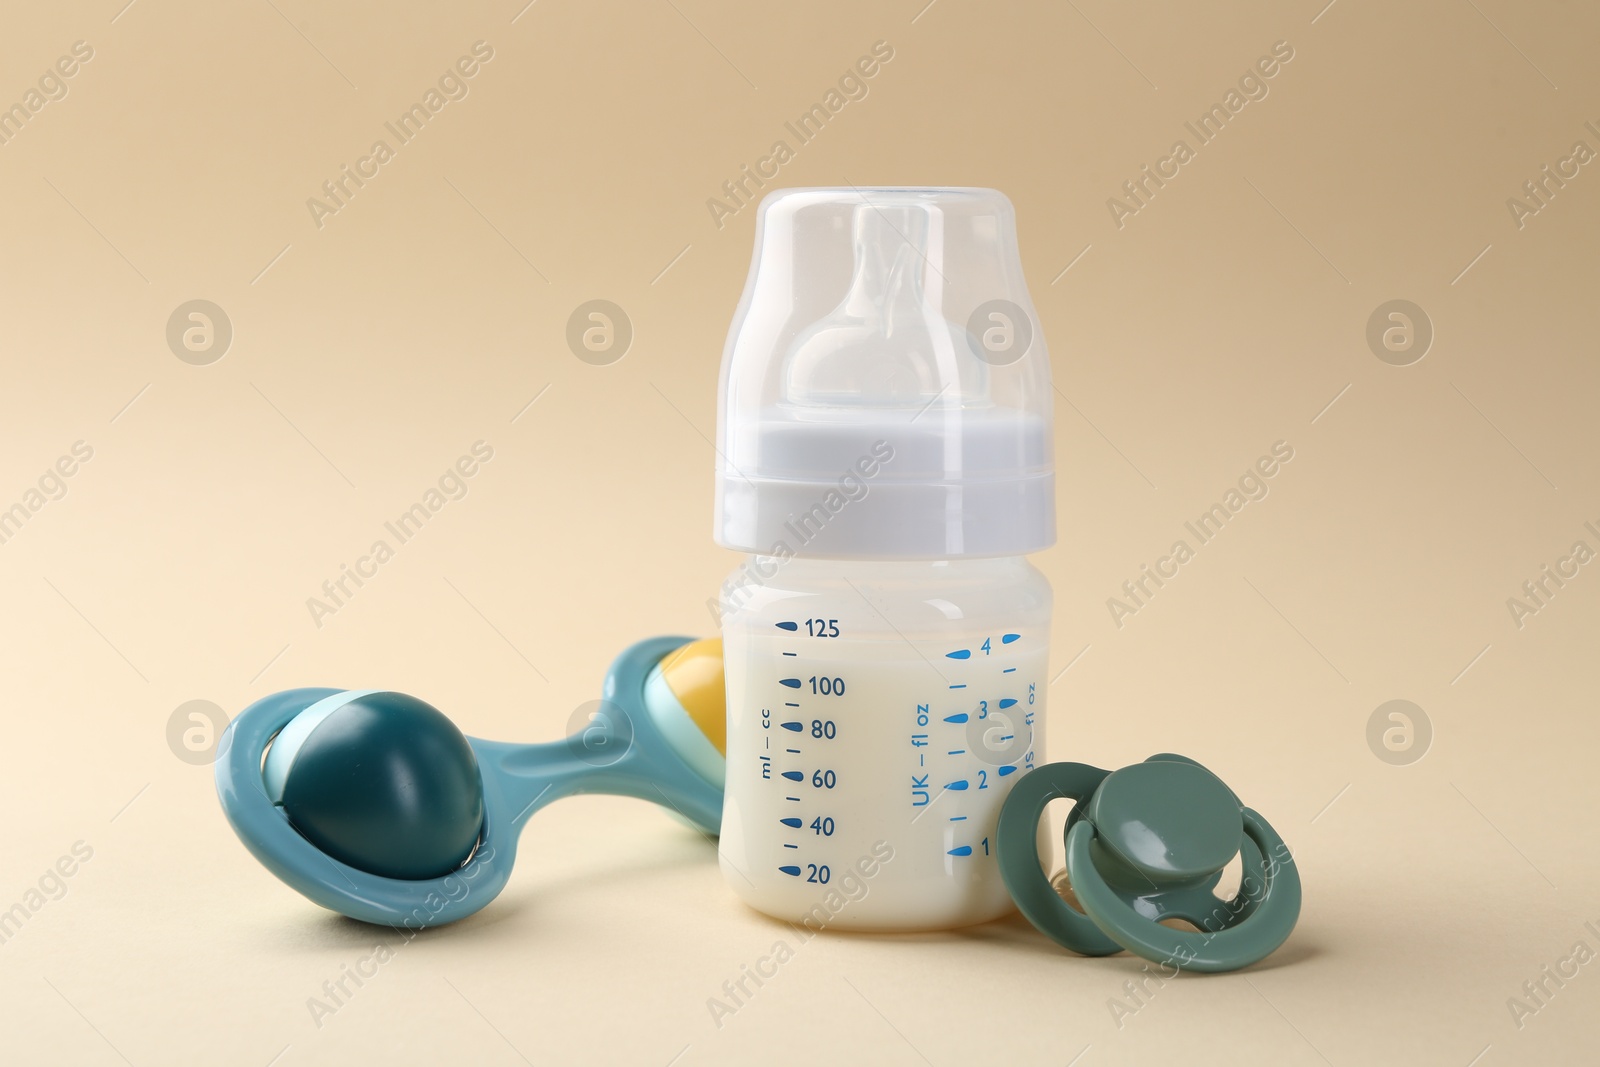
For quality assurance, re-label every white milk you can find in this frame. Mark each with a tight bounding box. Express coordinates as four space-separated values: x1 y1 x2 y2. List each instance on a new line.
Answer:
718 557 1050 930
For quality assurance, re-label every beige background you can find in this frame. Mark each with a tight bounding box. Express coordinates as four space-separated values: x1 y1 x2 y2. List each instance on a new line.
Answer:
1 0 1596 1063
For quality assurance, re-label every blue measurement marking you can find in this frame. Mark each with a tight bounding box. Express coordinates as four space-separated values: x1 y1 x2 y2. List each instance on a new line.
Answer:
1002 633 1020 644
999 698 1018 709
947 749 965 756
781 770 803 781
950 815 968 822
948 846 973 857
943 713 969 724
783 652 797 657
784 843 798 849
776 621 798 631
787 748 801 754
1003 667 1016 674
779 865 802 876
780 678 801 688
947 779 970 791
786 796 800 801
781 721 803 731
785 702 800 708
780 818 802 828
998 766 1017 777
949 684 967 690
946 648 971 660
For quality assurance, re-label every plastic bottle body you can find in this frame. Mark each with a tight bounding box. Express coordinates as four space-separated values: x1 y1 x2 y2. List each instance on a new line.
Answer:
717 556 1051 930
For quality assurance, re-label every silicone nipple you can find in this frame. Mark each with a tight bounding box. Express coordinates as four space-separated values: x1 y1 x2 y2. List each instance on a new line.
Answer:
784 202 988 410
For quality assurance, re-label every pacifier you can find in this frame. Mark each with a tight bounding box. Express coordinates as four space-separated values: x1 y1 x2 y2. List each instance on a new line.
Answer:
997 754 1301 973
215 636 726 927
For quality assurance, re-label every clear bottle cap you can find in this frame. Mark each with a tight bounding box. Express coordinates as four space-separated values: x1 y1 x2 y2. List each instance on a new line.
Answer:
715 187 1055 559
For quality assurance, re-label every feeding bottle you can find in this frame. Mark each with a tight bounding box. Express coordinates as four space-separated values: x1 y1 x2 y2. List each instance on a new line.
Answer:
713 188 1055 930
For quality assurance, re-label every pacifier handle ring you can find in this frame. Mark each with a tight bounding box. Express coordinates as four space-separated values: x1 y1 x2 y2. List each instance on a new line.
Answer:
996 761 1122 958
1064 806 1302 974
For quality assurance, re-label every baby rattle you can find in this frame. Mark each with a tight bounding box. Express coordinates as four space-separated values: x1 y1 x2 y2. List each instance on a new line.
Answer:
214 636 726 928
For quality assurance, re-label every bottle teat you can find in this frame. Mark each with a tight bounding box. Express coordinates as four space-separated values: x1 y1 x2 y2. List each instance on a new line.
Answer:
785 203 987 410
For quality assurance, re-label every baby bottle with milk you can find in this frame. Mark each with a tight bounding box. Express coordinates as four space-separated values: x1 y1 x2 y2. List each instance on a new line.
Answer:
713 188 1055 930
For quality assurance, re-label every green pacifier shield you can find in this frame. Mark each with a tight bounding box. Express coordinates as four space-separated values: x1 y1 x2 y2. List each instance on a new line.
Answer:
1086 760 1241 885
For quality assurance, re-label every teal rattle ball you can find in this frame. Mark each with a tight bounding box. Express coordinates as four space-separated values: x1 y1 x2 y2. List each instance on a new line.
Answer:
262 690 484 881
